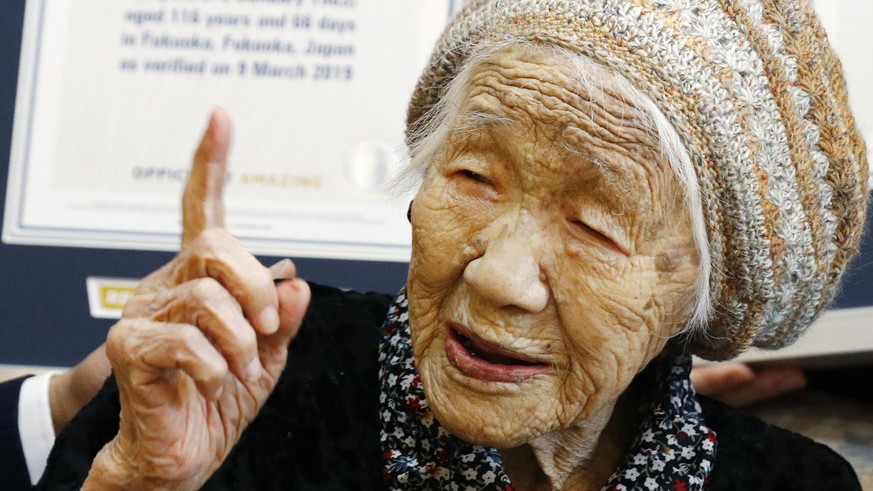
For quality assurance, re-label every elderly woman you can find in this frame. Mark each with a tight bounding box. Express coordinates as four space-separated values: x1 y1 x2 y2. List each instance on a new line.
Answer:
38 0 866 490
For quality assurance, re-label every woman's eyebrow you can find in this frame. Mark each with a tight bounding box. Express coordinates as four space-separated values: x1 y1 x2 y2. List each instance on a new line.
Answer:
453 109 514 134
558 126 642 197
451 108 640 205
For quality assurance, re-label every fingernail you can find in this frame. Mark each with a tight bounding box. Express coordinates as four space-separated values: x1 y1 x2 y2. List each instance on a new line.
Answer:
246 357 263 381
258 306 280 335
269 259 296 279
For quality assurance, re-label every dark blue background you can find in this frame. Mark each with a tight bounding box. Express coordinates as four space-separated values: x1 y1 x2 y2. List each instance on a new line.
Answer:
1 3 871 366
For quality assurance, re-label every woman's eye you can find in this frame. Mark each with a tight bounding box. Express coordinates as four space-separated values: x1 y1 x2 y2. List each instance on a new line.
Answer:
569 220 625 255
459 169 491 184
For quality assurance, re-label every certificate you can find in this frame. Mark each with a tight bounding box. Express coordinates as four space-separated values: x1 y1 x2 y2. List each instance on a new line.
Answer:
4 0 455 261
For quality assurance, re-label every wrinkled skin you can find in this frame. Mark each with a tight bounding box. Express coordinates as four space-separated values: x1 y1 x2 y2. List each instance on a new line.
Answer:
83 110 311 490
407 46 700 489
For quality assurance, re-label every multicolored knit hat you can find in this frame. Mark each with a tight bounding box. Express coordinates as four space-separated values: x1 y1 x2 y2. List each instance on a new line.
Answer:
406 0 868 359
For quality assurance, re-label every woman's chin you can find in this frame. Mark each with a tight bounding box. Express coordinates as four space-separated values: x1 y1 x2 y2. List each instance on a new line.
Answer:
428 400 540 448
418 356 558 449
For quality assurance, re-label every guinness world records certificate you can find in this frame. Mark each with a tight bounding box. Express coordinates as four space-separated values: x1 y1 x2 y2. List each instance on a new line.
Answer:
4 0 458 261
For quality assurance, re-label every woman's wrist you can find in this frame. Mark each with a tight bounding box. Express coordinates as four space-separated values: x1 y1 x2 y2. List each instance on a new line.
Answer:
86 434 218 491
84 438 181 491
84 437 146 490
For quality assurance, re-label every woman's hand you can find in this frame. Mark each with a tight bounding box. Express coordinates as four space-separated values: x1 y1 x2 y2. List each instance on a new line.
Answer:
83 109 311 490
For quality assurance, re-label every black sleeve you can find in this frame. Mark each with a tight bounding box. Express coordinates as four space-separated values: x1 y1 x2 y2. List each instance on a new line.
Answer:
0 375 35 490
38 283 392 491
35 374 121 490
700 395 862 491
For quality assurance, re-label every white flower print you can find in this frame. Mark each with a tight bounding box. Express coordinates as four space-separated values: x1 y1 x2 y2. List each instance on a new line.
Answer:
681 423 697 436
482 470 496 484
400 374 416 390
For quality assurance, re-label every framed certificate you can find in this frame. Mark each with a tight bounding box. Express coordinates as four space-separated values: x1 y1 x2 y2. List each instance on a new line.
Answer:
4 0 455 261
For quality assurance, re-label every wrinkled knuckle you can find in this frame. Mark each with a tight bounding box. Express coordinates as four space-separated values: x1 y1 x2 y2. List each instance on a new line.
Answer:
106 320 138 361
107 320 132 344
233 323 258 353
189 277 225 302
105 332 124 362
177 324 205 350
121 293 153 318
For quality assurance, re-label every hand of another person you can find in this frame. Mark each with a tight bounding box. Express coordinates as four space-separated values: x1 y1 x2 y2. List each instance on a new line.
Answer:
690 362 806 407
83 109 311 490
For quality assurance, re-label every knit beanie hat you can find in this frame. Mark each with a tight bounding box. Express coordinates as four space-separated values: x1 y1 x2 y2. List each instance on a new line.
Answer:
406 0 868 359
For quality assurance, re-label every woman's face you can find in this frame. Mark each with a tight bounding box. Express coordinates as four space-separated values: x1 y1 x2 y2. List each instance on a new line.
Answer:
407 46 700 448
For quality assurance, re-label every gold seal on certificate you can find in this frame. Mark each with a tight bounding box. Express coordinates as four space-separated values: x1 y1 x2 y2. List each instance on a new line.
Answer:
346 140 397 194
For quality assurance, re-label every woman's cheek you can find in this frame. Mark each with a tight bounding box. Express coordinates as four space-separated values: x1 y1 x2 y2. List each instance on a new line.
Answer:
409 297 441 358
410 204 480 289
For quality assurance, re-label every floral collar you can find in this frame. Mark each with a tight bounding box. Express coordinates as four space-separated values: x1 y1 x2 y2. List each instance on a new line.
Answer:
379 290 717 490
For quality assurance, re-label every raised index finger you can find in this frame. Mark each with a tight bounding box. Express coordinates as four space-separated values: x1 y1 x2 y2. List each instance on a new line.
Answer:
182 108 232 247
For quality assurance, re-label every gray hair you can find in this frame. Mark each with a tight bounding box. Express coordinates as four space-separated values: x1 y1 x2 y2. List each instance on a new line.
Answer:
395 39 711 335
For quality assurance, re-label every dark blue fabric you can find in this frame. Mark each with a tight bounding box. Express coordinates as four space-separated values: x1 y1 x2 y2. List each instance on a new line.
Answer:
0 375 34 490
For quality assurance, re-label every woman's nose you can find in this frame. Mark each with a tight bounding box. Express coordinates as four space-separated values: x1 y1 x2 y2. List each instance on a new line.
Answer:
463 223 549 313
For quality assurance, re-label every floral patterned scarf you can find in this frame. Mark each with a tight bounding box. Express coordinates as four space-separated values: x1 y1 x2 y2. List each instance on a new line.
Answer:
379 290 717 490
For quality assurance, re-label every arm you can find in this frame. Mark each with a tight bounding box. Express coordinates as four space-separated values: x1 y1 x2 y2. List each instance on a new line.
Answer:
690 362 806 407
82 109 310 489
48 344 111 435
3 343 110 489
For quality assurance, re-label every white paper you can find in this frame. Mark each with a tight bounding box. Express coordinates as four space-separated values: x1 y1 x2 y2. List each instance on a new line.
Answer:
4 0 453 261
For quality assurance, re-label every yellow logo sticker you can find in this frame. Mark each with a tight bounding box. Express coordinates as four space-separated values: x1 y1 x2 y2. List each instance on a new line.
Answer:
86 277 140 319
99 285 137 310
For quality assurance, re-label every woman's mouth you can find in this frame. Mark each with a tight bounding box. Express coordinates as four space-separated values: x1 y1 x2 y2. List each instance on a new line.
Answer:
445 324 551 383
